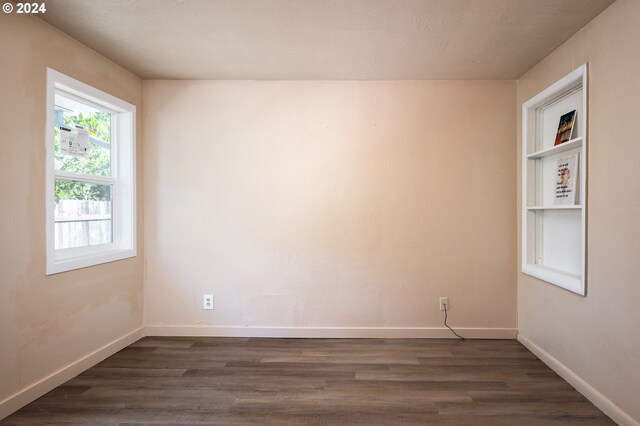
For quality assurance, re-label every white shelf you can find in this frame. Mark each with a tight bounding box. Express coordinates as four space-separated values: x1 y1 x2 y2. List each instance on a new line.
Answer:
526 205 582 210
522 264 582 294
526 137 583 159
521 64 587 296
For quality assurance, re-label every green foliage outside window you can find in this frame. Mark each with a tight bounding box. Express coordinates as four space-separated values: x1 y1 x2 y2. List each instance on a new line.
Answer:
54 110 112 202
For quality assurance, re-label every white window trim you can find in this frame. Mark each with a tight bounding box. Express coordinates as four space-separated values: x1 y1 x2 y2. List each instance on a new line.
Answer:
45 68 136 275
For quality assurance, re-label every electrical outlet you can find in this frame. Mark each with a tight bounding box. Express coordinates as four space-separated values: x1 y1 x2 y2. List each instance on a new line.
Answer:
203 294 214 310
439 297 449 311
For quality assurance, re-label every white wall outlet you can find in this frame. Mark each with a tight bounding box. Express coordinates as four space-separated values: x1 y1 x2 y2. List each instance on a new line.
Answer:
203 294 214 310
439 297 449 311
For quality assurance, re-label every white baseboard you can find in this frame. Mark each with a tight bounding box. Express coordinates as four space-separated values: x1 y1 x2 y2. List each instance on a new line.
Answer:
145 325 518 339
518 334 639 426
0 327 145 421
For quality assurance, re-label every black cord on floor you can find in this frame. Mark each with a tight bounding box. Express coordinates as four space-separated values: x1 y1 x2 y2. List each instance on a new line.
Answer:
444 305 466 340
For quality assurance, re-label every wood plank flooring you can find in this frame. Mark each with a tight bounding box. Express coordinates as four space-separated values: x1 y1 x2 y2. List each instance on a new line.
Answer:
1 337 615 425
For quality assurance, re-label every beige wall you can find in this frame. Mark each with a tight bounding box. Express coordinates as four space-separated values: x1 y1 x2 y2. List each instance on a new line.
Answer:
517 0 640 423
0 14 144 414
144 80 517 335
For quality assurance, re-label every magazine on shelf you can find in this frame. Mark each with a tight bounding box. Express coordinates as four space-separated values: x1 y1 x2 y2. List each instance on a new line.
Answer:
554 153 579 205
554 109 577 146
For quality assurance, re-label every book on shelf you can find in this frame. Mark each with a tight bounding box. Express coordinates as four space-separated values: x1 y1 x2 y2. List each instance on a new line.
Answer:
554 109 577 146
554 153 579 205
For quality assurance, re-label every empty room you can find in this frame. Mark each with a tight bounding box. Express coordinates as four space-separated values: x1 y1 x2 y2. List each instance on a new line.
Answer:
1 0 639 424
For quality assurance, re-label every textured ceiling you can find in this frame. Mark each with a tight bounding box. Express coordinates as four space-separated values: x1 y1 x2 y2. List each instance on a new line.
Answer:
39 0 614 80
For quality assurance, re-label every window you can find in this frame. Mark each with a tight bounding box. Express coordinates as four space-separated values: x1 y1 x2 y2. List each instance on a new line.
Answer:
46 69 136 274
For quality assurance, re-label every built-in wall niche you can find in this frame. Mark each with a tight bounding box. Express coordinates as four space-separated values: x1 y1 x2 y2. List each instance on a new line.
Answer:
522 64 587 295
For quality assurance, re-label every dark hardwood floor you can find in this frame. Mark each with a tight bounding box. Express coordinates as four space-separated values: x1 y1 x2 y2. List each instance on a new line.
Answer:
2 337 614 425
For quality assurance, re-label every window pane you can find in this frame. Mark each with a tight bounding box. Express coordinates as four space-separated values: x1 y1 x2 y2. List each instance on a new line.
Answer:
54 93 111 177
54 180 113 249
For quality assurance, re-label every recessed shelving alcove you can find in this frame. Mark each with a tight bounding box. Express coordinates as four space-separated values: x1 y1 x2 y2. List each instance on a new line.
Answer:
521 64 588 295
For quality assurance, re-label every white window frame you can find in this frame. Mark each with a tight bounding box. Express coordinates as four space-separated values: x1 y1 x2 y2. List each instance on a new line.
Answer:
45 68 136 275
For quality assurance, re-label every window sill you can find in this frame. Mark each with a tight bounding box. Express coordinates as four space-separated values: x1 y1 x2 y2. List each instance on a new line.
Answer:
46 247 136 275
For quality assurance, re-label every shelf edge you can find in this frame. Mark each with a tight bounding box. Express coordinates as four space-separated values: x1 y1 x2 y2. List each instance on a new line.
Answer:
526 137 583 159
522 264 584 295
526 205 582 210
